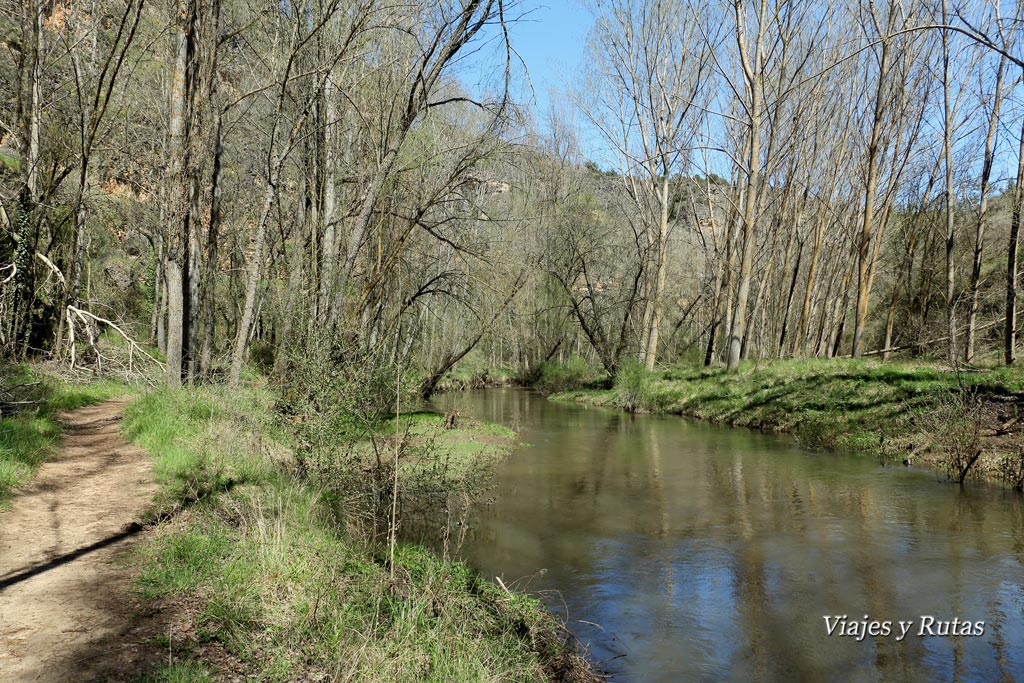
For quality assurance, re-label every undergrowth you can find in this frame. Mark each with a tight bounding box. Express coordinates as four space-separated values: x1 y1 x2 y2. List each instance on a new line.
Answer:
530 357 608 394
124 385 595 682
549 357 1024 484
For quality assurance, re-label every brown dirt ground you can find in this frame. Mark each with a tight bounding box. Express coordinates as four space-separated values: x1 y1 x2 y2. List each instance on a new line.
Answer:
0 398 161 681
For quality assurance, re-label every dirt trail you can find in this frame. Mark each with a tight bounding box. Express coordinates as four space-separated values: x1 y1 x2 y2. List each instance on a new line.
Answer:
0 398 158 681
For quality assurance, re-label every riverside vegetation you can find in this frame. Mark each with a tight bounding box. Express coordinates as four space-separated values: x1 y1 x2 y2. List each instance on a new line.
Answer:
539 357 1024 489
124 354 600 682
2 360 598 682
8 0 1024 679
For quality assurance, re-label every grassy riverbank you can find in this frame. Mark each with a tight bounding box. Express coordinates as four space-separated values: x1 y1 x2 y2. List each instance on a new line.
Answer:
0 364 123 506
122 385 596 681
547 358 1024 487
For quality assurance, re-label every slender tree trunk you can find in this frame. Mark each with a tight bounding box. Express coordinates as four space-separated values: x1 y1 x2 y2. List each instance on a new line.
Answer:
942 0 957 363
852 39 890 357
151 232 163 346
966 57 1006 363
778 237 803 357
229 154 279 387
796 204 829 355
165 260 184 385
705 258 726 366
273 205 307 380
319 67 341 317
164 0 192 387
883 232 917 360
742 241 775 361
69 163 89 304
645 175 670 370
728 93 762 370
200 103 224 379
27 4 41 206
1005 115 1024 365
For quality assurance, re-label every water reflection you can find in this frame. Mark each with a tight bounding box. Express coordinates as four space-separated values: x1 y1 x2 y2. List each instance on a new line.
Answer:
433 389 1024 682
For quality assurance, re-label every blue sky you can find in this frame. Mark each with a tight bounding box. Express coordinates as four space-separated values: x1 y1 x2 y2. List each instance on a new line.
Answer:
504 1 593 117
457 2 1023 185
460 1 593 128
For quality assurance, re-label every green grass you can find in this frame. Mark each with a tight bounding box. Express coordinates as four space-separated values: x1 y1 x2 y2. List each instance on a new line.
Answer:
551 357 1024 462
0 151 20 172
122 386 284 502
380 411 516 479
142 661 213 683
531 356 608 394
0 364 124 505
429 349 517 393
124 386 591 682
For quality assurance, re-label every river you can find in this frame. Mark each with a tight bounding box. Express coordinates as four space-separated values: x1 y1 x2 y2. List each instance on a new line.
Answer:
431 388 1024 682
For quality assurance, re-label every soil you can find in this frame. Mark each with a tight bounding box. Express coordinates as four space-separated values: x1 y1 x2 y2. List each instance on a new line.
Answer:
0 398 160 681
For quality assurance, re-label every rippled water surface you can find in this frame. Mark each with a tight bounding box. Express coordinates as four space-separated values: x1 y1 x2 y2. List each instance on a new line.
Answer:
432 388 1024 682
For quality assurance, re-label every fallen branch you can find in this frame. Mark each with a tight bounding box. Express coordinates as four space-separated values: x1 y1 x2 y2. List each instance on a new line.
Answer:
0 398 47 415
0 381 42 398
861 318 1004 358
66 305 164 376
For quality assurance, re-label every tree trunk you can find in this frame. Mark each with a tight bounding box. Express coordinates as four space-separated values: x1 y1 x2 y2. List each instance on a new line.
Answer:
942 0 956 363
1005 115 1024 366
645 175 670 370
229 155 279 387
852 39 890 357
966 56 1006 363
728 109 761 369
164 0 194 386
318 69 340 321
200 103 224 379
727 1 764 371
778 237 803 357
165 260 184 386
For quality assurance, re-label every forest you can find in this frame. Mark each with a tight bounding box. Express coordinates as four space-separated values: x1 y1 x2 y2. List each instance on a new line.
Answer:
1 0 1023 391
5 0 1024 680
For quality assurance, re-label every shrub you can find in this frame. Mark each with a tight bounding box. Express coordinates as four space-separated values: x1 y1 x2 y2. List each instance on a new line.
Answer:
920 386 985 484
615 360 656 413
997 449 1024 492
533 357 596 393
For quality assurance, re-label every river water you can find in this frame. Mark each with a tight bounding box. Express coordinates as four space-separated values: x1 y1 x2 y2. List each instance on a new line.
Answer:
431 388 1024 682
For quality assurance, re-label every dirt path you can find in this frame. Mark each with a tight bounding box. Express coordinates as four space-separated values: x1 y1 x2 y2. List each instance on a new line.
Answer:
0 398 158 682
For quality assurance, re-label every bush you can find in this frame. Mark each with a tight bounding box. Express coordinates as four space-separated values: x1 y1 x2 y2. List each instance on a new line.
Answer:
614 360 656 413
997 449 1024 491
919 386 985 484
533 357 597 394
278 339 505 552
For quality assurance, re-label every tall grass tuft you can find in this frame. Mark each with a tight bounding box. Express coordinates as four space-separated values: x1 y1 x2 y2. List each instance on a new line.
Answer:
614 360 656 413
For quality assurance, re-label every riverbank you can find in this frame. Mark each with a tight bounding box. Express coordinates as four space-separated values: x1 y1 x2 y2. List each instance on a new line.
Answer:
547 358 1024 488
122 385 598 681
